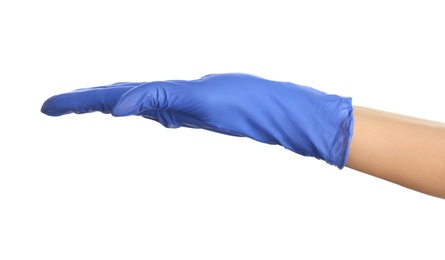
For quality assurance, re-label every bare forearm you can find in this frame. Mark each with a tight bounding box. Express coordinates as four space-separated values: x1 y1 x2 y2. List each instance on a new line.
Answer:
346 106 445 199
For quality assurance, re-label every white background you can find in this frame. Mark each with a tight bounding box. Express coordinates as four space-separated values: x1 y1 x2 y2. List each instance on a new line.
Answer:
1 0 444 259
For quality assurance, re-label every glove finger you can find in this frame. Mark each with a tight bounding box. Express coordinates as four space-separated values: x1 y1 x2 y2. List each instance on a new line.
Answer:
41 83 144 116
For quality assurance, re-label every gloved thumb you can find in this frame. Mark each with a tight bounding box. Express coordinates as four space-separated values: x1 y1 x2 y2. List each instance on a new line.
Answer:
111 81 196 128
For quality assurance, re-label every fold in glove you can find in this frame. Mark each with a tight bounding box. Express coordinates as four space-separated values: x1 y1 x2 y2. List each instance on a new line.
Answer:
42 73 354 168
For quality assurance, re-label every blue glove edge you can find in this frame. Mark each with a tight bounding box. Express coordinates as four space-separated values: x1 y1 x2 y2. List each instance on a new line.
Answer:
337 98 354 169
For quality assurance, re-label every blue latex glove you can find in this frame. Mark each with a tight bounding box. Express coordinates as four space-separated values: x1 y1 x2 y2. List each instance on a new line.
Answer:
41 73 354 168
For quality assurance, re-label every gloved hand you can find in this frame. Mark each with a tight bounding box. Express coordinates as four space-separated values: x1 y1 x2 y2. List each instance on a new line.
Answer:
41 73 354 168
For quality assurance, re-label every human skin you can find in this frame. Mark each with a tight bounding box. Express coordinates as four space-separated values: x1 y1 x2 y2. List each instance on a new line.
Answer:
346 106 445 199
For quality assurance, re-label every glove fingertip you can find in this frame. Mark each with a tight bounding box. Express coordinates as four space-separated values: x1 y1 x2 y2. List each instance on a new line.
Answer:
41 98 54 116
41 96 67 116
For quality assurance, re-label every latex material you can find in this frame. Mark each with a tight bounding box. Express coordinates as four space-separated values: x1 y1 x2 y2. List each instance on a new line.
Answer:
41 73 354 168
